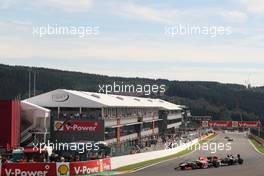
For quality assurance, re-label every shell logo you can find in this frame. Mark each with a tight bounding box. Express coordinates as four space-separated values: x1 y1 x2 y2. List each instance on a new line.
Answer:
54 121 63 131
232 121 238 128
58 164 69 175
202 121 208 127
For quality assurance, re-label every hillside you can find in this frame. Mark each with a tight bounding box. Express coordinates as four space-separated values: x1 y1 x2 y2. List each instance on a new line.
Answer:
0 63 263 123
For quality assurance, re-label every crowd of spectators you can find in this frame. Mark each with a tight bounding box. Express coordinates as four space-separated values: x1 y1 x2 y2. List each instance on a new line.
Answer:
125 130 201 155
0 129 209 165
59 111 102 120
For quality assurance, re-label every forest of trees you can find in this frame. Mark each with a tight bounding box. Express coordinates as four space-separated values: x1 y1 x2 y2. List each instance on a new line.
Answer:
1 63 264 124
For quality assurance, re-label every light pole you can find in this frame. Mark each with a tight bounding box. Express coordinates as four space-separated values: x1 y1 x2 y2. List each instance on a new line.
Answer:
28 69 31 98
33 71 36 96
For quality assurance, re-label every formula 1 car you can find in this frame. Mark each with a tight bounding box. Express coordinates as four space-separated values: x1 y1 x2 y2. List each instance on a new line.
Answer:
175 155 243 171
177 160 209 170
205 156 221 168
220 154 243 166
227 138 234 142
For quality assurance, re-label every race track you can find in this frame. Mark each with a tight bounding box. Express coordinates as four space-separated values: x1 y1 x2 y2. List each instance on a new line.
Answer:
122 132 264 176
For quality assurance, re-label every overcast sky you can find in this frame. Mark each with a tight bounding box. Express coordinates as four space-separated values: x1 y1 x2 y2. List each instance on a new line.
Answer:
0 0 264 86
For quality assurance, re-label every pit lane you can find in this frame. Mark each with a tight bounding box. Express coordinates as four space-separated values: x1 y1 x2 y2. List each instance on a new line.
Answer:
122 132 264 176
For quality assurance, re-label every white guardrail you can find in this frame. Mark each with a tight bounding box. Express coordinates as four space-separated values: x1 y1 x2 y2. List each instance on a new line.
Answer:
111 138 199 169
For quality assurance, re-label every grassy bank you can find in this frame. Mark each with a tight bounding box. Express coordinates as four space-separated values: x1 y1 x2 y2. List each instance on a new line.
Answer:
250 138 264 154
114 134 217 172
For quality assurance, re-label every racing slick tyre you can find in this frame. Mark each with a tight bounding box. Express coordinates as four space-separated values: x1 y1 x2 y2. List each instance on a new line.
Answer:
213 162 220 168
179 166 186 170
238 159 244 165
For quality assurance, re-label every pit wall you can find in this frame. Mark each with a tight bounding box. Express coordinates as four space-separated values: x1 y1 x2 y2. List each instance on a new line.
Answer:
111 133 217 169
111 139 197 169
111 133 215 170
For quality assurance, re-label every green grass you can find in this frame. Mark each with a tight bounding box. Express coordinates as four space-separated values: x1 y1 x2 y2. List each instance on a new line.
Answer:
250 138 264 154
114 134 217 172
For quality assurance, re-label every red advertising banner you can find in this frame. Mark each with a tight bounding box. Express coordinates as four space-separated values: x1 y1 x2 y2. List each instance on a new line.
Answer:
202 121 231 127
210 121 232 127
70 158 111 175
54 120 101 132
1 158 111 176
1 162 56 176
202 121 261 128
237 121 261 128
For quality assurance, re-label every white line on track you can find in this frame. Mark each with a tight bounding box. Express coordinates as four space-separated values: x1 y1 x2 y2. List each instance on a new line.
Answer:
248 139 264 155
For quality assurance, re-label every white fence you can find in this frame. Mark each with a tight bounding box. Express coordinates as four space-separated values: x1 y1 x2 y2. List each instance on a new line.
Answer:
111 138 199 169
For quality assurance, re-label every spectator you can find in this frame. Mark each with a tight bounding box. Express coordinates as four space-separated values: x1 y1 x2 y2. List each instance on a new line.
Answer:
18 156 26 163
60 157 65 162
75 155 80 162
1 158 8 164
29 158 35 162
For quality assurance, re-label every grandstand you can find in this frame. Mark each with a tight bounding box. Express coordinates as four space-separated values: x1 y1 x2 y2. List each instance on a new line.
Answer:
23 89 185 155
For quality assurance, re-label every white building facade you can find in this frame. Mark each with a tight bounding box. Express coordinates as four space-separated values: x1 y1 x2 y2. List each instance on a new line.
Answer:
23 89 184 155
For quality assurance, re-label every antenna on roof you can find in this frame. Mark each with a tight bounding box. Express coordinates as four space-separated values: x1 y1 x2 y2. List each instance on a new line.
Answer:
33 71 36 96
245 73 251 89
28 69 31 98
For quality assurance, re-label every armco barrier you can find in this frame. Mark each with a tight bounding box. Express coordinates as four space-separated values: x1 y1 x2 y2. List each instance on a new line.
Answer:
249 134 264 144
111 138 199 169
1 158 111 176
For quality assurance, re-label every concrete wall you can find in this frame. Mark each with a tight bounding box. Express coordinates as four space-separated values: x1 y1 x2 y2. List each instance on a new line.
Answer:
111 138 199 169
111 132 216 169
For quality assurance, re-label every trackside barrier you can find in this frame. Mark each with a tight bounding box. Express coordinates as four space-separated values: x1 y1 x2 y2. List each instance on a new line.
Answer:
1 162 56 176
1 158 111 176
199 132 216 141
111 138 199 169
249 134 264 144
111 132 216 170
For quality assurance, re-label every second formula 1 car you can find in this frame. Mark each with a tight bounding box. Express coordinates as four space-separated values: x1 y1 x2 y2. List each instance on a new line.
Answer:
175 154 243 171
220 154 243 166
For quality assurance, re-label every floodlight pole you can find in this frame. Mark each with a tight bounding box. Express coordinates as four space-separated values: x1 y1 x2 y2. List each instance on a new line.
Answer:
28 70 31 98
33 71 36 96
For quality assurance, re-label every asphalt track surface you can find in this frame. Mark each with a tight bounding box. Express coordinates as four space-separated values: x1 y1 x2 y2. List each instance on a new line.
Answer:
122 133 264 176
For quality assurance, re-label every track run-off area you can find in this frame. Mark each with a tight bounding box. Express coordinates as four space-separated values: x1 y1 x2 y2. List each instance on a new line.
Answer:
122 132 264 176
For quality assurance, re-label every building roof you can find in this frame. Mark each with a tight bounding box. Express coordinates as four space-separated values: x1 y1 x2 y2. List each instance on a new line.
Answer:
21 100 50 118
24 89 182 110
